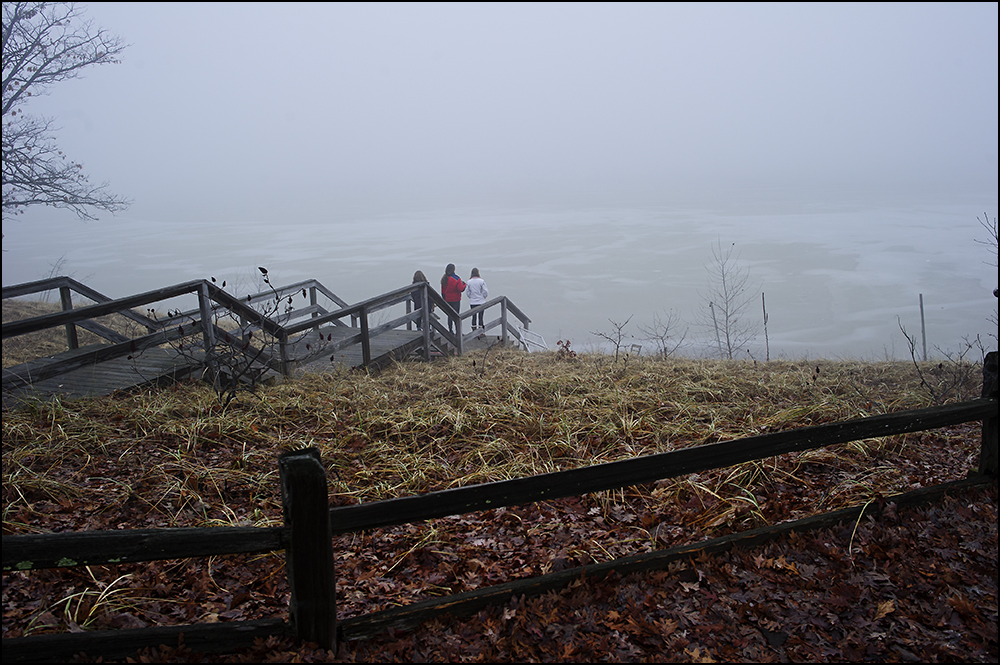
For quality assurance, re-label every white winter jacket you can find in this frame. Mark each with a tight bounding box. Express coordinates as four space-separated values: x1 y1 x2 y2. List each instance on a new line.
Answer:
466 277 489 305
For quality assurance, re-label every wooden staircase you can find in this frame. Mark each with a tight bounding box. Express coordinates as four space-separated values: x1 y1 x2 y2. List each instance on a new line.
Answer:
3 276 535 408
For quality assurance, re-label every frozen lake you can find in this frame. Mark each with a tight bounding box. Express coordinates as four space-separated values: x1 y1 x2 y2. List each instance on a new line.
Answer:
3 190 997 360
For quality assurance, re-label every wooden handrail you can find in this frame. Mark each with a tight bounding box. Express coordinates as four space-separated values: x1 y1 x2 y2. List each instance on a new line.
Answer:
2 275 77 299
1 280 206 339
2 277 534 390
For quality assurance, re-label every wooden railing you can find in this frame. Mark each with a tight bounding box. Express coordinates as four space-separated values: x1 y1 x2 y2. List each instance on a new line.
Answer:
2 278 219 392
403 287 534 358
2 277 534 392
3 352 996 662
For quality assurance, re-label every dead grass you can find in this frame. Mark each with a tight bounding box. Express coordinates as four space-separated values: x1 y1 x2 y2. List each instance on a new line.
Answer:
2 340 981 532
1 297 985 530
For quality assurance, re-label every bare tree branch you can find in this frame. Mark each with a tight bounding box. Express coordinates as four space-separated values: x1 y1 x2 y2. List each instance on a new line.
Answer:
637 308 687 359
2 2 130 219
590 316 633 364
975 212 998 341
975 212 998 268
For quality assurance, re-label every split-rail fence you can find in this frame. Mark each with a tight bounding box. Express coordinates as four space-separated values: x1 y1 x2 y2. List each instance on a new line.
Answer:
2 350 996 662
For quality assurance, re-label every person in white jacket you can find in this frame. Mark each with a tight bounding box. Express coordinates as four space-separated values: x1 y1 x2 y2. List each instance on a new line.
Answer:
466 268 489 330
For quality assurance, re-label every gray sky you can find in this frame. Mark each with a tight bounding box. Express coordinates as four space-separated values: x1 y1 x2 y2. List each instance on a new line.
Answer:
8 1 998 226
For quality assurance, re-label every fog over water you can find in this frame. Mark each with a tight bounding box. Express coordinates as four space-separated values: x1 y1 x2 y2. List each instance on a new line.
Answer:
2 3 997 359
5 190 996 360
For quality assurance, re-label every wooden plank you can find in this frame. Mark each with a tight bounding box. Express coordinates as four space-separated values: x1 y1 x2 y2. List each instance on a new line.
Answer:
328 398 997 533
3 276 75 299
3 348 203 408
3 525 286 572
2 321 205 390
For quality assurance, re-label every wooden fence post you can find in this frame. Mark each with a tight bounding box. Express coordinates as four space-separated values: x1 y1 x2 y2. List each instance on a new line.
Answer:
279 330 292 377
279 447 337 650
979 350 998 477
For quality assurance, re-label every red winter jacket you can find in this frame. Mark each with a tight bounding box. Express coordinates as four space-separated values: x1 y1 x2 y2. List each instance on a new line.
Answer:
441 274 466 303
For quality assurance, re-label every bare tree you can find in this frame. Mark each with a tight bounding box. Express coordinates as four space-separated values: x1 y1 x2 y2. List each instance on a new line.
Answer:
976 212 998 268
591 315 633 363
2 2 130 220
976 212 998 344
897 317 984 404
700 239 759 359
637 308 687 358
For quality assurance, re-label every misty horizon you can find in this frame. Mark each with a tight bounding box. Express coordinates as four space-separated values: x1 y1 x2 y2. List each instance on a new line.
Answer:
2 3 995 223
2 3 997 359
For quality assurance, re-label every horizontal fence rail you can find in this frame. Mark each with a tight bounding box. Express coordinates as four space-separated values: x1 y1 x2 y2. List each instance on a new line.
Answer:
325 398 998 534
3 526 286 572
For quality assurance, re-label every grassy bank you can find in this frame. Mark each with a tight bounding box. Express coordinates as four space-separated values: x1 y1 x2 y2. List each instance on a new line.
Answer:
2 300 994 661
2 348 983 520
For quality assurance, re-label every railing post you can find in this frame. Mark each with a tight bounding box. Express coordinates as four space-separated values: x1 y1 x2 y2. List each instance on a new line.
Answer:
280 331 292 377
421 284 431 361
360 304 371 366
979 350 998 477
501 299 508 347
310 285 319 333
197 282 219 391
59 286 79 350
279 447 337 650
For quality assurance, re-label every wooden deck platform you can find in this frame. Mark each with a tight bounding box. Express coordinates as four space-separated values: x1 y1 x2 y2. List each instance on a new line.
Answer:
2 345 204 409
293 326 505 376
1 327 479 408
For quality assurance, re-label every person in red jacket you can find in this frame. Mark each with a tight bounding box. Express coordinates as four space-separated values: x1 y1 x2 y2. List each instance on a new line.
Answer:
440 263 466 335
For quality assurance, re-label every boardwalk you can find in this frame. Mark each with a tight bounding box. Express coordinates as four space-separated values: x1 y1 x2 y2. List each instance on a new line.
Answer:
2 276 535 409
3 327 506 409
2 329 425 408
